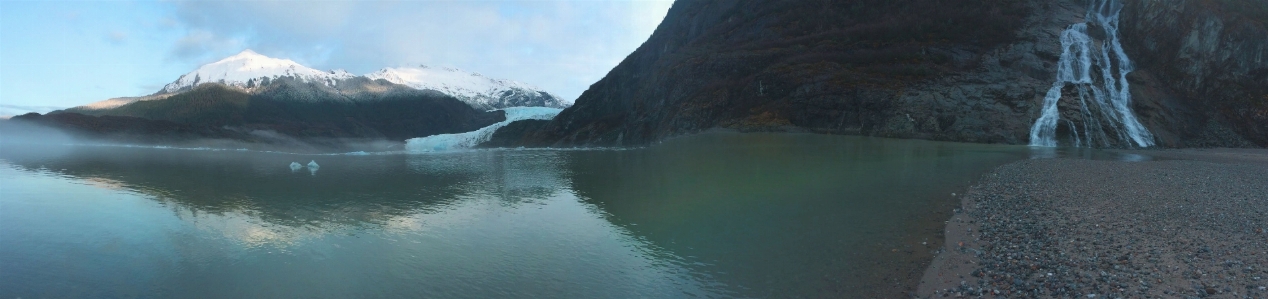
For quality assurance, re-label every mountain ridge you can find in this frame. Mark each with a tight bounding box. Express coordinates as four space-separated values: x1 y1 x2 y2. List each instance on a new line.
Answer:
18 81 508 153
76 49 567 111
504 0 1265 148
366 65 568 109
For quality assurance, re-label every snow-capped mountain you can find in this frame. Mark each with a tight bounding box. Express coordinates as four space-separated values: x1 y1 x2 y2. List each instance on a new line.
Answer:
160 50 354 94
116 49 567 110
366 66 568 109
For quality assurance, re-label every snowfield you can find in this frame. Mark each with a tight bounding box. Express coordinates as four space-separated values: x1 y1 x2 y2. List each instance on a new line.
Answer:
161 49 353 94
76 49 565 111
366 65 549 108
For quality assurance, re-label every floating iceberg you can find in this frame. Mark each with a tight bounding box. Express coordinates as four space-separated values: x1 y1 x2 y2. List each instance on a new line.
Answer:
307 160 320 176
405 107 562 152
289 162 303 171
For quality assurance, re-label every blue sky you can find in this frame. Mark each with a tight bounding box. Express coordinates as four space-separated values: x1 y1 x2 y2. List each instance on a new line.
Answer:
0 0 673 117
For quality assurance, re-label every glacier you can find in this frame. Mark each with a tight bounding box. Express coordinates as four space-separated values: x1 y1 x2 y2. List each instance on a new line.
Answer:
405 107 562 152
1028 0 1154 148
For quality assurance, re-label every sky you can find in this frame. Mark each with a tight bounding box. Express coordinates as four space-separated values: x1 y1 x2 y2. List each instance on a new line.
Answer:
0 0 674 117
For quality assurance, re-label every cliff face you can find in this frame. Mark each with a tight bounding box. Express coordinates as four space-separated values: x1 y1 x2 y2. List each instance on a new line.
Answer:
517 0 1265 148
1119 0 1268 147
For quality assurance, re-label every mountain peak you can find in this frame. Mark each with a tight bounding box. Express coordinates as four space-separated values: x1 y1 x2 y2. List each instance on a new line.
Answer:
211 49 303 72
143 52 566 109
159 50 349 94
365 65 567 109
218 49 277 62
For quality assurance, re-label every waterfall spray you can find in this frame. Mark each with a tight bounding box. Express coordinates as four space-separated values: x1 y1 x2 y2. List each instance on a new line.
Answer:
1029 0 1154 148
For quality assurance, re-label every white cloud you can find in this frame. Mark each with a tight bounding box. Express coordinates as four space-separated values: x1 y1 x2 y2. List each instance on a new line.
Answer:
169 29 244 62
106 30 128 44
163 0 675 102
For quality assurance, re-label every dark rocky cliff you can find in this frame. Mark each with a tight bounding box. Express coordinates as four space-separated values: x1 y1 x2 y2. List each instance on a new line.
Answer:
514 0 1266 148
1119 0 1268 147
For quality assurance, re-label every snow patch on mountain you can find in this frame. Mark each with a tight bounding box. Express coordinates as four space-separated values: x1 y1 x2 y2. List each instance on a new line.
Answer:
160 49 352 94
405 107 562 152
367 65 566 109
78 49 565 110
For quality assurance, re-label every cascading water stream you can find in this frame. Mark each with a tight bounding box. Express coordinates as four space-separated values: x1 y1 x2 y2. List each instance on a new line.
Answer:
1029 0 1154 148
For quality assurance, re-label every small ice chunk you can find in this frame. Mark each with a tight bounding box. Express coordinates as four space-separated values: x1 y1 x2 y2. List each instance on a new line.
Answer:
307 160 320 169
289 162 303 171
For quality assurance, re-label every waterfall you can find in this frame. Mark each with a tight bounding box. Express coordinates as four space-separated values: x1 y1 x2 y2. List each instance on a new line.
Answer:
1029 0 1154 148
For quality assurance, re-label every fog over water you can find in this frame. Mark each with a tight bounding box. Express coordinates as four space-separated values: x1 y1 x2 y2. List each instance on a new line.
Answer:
0 119 409 155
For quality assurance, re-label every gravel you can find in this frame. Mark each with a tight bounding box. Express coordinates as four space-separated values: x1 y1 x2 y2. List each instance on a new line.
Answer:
917 149 1268 298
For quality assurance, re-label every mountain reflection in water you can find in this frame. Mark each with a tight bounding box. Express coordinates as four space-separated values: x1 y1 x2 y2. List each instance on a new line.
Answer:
0 133 1036 298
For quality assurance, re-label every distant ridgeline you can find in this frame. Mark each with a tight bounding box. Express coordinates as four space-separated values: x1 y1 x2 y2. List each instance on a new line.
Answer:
11 50 570 151
499 0 1266 148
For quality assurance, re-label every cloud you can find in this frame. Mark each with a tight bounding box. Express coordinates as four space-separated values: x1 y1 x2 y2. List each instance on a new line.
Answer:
162 0 675 102
168 29 243 62
106 30 128 44
158 17 178 28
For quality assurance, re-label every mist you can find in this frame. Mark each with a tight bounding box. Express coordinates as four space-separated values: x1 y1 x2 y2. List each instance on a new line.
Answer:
0 119 76 161
0 118 408 158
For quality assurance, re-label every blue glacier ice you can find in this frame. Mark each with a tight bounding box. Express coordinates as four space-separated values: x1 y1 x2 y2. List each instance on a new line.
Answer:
289 162 303 172
406 107 562 152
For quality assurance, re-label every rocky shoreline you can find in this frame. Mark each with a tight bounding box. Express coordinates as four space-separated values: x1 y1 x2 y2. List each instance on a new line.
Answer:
917 149 1268 298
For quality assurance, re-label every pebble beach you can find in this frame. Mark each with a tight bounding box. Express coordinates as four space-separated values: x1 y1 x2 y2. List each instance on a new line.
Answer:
918 149 1268 298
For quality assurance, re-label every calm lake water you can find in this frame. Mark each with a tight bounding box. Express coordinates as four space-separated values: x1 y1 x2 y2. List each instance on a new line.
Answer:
1 133 1040 298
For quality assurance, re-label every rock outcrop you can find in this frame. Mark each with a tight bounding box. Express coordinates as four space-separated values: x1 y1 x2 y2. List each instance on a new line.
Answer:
511 0 1266 148
1119 0 1268 147
479 119 552 148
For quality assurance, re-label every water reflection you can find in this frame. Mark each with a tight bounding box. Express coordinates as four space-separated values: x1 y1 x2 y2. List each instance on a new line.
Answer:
0 146 721 298
566 134 1035 297
2 133 1052 298
1027 146 1156 161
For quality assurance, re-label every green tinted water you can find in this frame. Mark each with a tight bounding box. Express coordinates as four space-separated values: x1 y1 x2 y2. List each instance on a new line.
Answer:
0 133 1036 298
